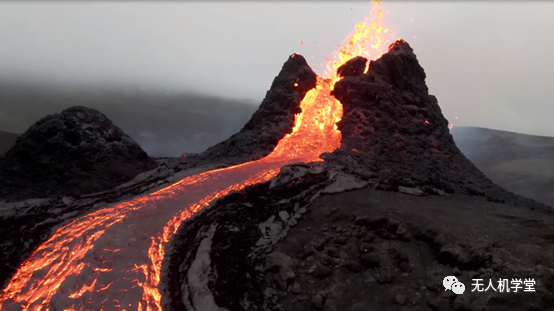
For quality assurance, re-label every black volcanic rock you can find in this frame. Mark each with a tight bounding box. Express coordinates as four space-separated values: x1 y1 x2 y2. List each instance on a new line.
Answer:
337 56 367 78
194 53 317 164
328 39 550 210
0 106 157 201
162 41 553 311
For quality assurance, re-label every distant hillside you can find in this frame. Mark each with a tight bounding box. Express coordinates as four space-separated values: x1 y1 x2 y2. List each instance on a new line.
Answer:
452 126 554 207
0 81 258 157
0 131 18 155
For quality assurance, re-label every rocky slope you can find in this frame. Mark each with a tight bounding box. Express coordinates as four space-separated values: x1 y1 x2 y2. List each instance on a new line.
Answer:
162 166 554 311
453 126 554 208
325 40 546 210
271 186 554 311
161 40 553 311
0 130 18 156
0 106 157 201
189 53 317 165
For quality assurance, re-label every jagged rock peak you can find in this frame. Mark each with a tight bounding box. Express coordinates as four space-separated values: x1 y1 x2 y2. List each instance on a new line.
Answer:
271 53 317 95
195 53 317 164
0 106 157 201
337 56 368 78
327 39 545 207
368 39 428 94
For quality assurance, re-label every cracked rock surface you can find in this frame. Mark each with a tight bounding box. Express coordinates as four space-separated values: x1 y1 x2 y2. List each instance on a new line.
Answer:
271 188 554 311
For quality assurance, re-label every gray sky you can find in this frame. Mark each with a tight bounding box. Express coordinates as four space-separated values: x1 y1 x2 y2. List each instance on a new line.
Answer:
1 1 553 137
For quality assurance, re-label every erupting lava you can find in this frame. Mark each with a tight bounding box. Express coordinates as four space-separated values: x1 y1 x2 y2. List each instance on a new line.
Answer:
1 3 396 311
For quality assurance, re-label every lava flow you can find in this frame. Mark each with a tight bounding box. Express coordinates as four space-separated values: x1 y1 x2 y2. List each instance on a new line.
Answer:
1 4 395 311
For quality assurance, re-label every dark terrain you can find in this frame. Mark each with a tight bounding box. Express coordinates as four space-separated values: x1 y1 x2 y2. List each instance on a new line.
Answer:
162 40 554 311
2 87 551 208
0 131 17 156
0 106 157 200
273 188 554 311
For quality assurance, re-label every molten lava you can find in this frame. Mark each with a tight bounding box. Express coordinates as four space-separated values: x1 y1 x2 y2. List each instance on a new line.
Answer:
0 3 396 311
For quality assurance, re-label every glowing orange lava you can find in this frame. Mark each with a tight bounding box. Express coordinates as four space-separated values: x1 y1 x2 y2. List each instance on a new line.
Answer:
0 3 395 311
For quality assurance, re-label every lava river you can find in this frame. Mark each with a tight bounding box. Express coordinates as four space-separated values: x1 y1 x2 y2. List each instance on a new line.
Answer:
0 4 395 311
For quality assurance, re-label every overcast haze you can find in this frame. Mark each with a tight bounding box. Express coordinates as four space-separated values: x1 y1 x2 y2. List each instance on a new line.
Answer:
1 1 553 137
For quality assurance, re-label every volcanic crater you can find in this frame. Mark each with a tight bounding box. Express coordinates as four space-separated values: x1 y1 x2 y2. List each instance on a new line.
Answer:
0 30 553 311
161 40 553 311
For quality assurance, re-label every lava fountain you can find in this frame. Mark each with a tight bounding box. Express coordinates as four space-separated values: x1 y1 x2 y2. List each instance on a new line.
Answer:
1 4 396 311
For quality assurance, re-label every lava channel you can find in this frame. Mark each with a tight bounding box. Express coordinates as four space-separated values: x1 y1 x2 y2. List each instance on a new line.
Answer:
0 4 395 311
